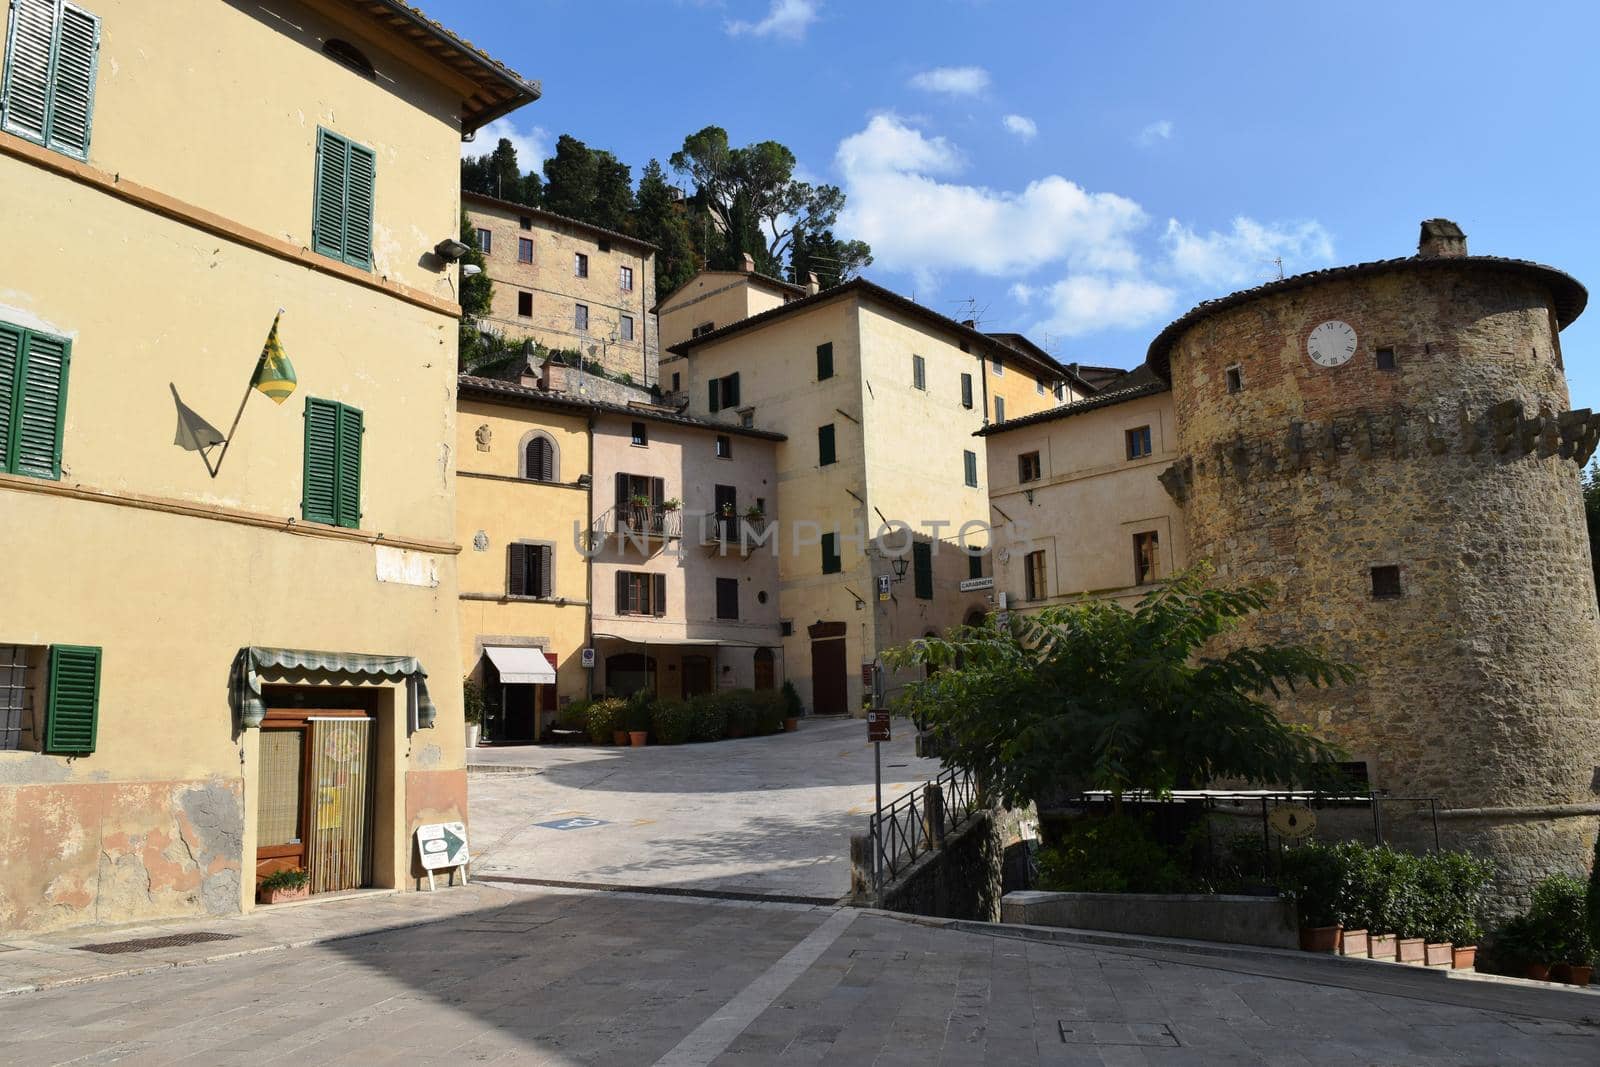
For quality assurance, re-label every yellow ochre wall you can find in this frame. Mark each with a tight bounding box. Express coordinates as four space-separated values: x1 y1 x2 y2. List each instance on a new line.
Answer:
0 0 476 934
657 271 798 353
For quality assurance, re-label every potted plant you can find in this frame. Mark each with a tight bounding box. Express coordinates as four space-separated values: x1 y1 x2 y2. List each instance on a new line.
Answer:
625 690 653 747
744 503 766 522
1434 850 1491 970
1530 872 1594 985
257 867 309 905
1282 844 1347 952
661 498 681 512
463 677 484 749
1334 843 1371 957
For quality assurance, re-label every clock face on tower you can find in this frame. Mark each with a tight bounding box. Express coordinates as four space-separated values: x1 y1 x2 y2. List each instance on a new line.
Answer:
1307 320 1357 368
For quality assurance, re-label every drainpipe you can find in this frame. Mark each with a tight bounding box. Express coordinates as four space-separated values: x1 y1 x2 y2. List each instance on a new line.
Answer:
585 413 596 699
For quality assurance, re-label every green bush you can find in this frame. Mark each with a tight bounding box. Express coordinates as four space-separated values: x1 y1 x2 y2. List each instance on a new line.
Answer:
1421 850 1492 944
1587 831 1600 965
583 698 625 744
557 701 588 730
1530 871 1594 965
258 867 308 892
749 689 786 735
624 689 655 734
781 679 803 720
650 700 694 745
1280 843 1351 928
1035 814 1184 894
462 677 485 726
686 694 727 742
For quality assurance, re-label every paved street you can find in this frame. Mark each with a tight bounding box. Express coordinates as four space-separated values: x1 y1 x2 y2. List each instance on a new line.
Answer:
5 885 1598 1065
467 717 937 900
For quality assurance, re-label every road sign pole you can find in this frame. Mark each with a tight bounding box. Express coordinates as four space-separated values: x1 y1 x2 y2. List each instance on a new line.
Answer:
873 737 882 906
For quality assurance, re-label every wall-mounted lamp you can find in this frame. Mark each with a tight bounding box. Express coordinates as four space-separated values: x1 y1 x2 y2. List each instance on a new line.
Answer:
891 556 909 583
461 264 483 277
575 473 592 488
433 238 471 262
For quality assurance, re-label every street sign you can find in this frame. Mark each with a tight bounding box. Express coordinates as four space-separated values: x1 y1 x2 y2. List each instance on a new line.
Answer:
1268 805 1317 840
581 647 596 668
877 574 891 601
958 576 994 592
416 821 469 891
867 710 891 743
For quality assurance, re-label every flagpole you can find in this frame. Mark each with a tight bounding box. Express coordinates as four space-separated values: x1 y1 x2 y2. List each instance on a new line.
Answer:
210 308 287 479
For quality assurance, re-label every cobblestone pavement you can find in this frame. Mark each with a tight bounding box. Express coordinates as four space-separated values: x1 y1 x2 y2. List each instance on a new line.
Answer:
467 716 937 900
4 886 1597 1065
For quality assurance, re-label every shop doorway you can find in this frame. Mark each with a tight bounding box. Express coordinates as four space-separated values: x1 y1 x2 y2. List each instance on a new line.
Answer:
256 704 376 896
808 622 848 715
682 654 713 697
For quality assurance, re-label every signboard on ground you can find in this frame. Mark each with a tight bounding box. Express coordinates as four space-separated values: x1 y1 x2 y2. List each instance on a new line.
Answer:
867 710 891 743
958 576 994 592
415 821 469 891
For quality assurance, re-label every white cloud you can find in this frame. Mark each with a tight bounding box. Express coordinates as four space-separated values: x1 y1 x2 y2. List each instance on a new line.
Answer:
1137 119 1174 146
1009 283 1035 305
1164 217 1335 288
1031 275 1177 338
908 65 991 96
836 115 1148 281
726 0 818 41
1001 114 1037 141
465 117 549 169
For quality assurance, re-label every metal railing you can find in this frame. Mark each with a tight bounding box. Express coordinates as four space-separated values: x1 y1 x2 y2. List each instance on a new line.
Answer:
867 765 979 891
591 504 682 544
696 513 773 553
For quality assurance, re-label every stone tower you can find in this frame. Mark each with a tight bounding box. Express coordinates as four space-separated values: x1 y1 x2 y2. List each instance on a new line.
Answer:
1150 220 1600 907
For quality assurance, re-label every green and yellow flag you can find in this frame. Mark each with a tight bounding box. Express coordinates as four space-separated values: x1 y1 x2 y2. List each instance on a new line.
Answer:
251 312 297 404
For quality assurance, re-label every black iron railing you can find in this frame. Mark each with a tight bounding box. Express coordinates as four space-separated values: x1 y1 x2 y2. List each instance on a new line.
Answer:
867 765 979 890
592 504 682 543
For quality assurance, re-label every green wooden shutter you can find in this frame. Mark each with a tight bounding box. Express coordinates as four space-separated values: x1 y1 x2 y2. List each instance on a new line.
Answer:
44 643 100 755
0 323 19 473
14 329 69 479
961 372 973 409
818 424 835 466
725 373 740 407
963 449 978 487
334 403 363 528
312 129 348 262
536 544 552 598
913 542 933 600
816 342 833 381
653 573 667 616
708 379 720 413
616 571 628 613
507 542 527 595
302 397 339 524
821 533 841 575
343 141 376 269
45 2 98 159
2 0 55 143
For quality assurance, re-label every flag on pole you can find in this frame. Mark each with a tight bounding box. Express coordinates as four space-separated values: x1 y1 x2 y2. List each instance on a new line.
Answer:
250 311 297 404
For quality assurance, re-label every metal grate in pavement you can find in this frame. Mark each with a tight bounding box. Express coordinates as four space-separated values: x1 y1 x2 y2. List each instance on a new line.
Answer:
847 949 908 960
75 932 240 955
1058 1021 1179 1047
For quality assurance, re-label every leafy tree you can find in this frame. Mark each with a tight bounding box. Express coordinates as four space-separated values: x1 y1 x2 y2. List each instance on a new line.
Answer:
461 137 541 204
456 211 497 372
631 159 696 295
882 566 1353 809
790 227 873 288
543 134 635 231
1584 460 1600 608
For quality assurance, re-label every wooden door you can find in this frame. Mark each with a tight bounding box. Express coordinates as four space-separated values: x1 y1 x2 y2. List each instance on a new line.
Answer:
753 647 775 691
682 654 712 697
256 708 372 893
810 635 848 715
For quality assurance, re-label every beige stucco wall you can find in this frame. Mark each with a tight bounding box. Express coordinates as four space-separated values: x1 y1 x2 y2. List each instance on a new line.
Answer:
986 391 1185 611
467 198 659 386
455 398 592 706
0 0 473 934
657 271 796 353
985 350 1073 424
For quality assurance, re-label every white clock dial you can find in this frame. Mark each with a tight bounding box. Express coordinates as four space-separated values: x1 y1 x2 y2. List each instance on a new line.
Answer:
1307 320 1357 368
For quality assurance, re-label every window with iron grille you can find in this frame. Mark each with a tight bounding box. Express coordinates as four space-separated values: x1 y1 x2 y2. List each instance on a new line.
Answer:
0 644 36 751
1024 550 1047 601
507 542 553 598
0 642 99 754
1018 451 1041 483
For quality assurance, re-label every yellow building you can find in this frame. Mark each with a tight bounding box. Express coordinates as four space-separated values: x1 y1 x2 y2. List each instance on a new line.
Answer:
0 0 535 934
656 260 808 355
661 278 1078 712
465 191 659 388
979 369 1186 612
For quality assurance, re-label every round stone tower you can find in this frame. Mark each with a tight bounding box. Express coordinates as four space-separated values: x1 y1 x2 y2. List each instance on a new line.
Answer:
1148 220 1600 907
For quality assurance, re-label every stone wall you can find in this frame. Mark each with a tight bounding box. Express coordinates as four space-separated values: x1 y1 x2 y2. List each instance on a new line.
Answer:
1162 262 1600 909
857 809 1005 922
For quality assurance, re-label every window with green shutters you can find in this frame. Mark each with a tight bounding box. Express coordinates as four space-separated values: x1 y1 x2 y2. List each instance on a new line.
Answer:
303 398 363 528
44 643 100 755
1 0 100 161
821 532 842 575
912 541 933 600
818 423 836 466
960 372 973 409
312 128 376 269
816 342 834 381
963 449 978 488
0 320 71 480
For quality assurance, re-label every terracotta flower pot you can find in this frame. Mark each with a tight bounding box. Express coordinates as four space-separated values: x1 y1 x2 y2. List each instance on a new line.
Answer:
1339 929 1369 957
1451 945 1477 970
1397 938 1426 964
783 717 799 733
1298 925 1341 953
1367 933 1398 961
1524 962 1552 981
728 725 747 739
628 730 648 747
1551 963 1572 983
1424 942 1453 967
1567 964 1593 987
612 730 629 746
259 884 308 905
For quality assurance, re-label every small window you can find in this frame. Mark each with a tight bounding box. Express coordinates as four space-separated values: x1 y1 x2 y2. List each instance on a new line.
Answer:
322 39 375 79
912 354 926 390
715 434 732 459
617 571 666 616
1 0 100 160
312 128 376 270
0 644 40 752
1024 550 1047 601
671 372 681 391
519 215 533 230
508 542 553 599
1035 378 1045 395
994 397 1006 423
960 372 973 410
517 291 533 317
574 253 589 277
740 411 754 428
620 314 635 341
0 643 100 755
912 542 933 600
575 304 589 332
518 237 533 264
1133 531 1160 585
1126 425 1152 460
523 436 555 481
968 553 984 581
715 578 739 620
476 227 493 255
708 372 740 413
818 424 837 466
992 356 1004 376
620 265 634 291
693 322 716 338
821 533 842 574
963 450 979 488
1375 347 1396 371
1371 565 1402 598
781 620 794 637
631 421 648 447
1054 382 1065 402
817 342 834 381
303 397 363 529
1018 451 1041 483
1225 365 1243 394
598 239 611 254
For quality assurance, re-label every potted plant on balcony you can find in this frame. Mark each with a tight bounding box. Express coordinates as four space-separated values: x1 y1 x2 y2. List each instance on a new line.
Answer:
463 677 484 749
744 503 765 522
257 867 309 905
661 498 681 512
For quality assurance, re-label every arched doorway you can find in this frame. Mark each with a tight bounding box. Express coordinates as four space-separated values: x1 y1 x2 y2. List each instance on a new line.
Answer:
753 647 776 690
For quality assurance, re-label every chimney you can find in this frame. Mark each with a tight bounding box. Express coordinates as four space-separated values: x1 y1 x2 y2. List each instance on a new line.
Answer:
740 252 755 273
961 318 976 329
1418 218 1467 259
806 272 820 296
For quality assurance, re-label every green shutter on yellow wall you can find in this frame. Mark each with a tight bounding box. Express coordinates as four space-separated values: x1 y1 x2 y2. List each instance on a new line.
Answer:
312 129 376 269
46 2 98 159
0 320 71 480
334 403 363 528
44 644 100 755
1 0 100 160
303 398 363 528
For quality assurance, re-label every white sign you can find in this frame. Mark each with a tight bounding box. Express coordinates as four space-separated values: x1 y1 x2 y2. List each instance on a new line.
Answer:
959 576 994 592
580 647 596 668
416 821 469 890
877 574 891 601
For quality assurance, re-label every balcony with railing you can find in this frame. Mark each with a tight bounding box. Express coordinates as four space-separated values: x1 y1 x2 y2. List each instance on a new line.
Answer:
696 512 774 557
592 503 683 549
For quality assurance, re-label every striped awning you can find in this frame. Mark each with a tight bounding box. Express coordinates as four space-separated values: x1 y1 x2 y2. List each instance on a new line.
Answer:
230 647 437 731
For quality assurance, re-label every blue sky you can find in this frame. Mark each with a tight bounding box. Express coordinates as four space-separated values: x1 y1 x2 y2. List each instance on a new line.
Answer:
430 0 1600 407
